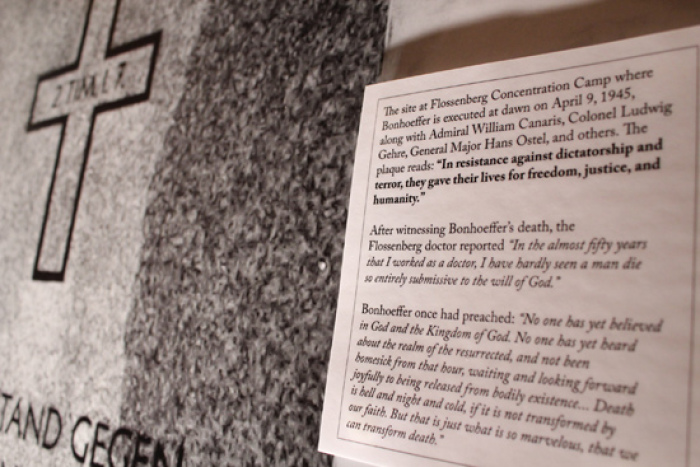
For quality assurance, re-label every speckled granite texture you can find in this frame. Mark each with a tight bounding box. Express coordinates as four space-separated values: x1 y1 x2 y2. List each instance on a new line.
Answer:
121 1 387 465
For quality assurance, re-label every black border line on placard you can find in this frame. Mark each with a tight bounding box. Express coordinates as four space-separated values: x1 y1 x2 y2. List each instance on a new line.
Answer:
337 45 699 467
26 0 162 282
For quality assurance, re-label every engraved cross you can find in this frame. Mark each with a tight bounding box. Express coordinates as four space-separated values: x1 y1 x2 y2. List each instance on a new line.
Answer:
27 0 160 281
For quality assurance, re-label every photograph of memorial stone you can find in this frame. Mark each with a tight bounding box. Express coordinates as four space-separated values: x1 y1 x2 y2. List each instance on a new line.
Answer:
0 0 387 465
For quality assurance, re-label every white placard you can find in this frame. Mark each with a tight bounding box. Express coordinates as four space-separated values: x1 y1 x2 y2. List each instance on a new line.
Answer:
321 26 700 467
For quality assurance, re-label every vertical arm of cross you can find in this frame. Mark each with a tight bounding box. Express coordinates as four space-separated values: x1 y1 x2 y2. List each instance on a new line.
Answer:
32 113 93 279
28 4 159 280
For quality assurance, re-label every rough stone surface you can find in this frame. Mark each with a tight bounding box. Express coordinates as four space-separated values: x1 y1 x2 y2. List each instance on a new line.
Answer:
121 1 387 465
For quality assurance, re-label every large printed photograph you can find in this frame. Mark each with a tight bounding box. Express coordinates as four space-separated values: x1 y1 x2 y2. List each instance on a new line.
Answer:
0 0 387 465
